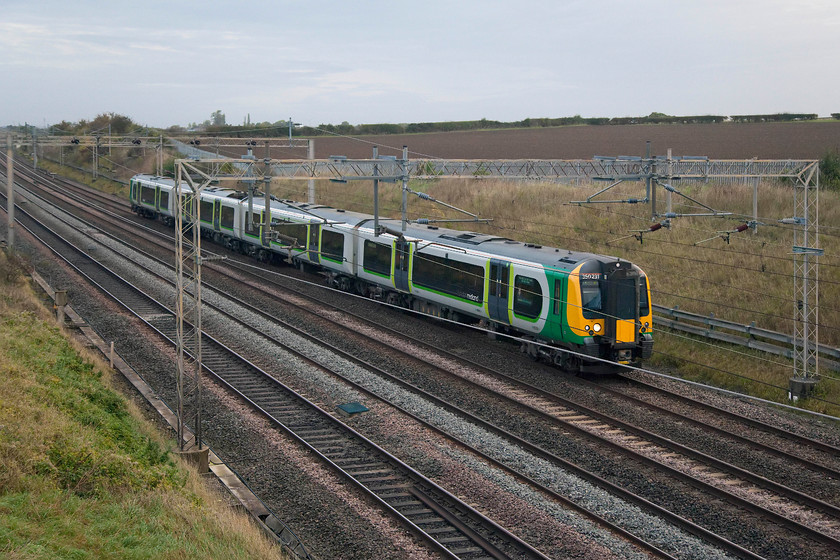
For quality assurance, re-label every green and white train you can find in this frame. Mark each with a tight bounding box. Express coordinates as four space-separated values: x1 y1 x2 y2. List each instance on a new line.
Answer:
131 174 653 373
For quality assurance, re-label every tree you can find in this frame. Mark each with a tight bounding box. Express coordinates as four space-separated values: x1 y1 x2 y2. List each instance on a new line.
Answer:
211 110 226 126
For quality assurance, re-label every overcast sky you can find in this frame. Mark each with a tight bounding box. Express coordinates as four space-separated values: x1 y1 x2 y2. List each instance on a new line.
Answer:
2 0 839 130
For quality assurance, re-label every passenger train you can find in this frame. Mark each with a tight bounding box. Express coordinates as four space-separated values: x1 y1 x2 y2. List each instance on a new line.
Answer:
130 174 653 373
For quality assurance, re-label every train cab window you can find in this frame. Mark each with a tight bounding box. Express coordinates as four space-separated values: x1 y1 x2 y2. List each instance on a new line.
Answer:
321 229 344 263
639 277 649 316
513 275 542 319
200 200 213 223
141 185 156 205
130 181 138 201
220 205 235 229
159 190 169 212
581 279 602 319
363 240 392 276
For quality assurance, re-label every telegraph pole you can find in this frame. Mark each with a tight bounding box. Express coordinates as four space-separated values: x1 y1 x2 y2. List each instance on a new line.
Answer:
5 134 14 250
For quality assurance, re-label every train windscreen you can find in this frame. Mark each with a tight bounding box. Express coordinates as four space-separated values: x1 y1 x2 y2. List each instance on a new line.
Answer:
581 279 602 319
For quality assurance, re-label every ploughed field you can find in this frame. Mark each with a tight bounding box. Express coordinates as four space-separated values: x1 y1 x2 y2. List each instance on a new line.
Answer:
302 121 840 160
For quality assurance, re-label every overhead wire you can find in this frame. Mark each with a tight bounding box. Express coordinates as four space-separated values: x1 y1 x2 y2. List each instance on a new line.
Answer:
44 127 838 389
295 177 840 328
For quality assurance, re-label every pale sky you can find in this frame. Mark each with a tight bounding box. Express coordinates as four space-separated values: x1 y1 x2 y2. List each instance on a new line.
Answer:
2 0 839 130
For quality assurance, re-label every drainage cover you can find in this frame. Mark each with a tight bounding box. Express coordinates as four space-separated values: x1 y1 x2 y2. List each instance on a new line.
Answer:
337 402 369 416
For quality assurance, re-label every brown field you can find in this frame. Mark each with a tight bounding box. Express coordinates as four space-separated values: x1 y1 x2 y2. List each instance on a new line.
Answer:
303 121 840 160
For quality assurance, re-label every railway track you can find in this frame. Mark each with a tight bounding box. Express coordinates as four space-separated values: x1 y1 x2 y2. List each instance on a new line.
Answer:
6 161 840 559
1 180 553 559
6 161 685 558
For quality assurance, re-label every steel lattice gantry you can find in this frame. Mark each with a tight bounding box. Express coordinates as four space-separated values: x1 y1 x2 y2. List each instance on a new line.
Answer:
173 161 215 458
788 162 822 398
168 152 820 448
171 156 818 182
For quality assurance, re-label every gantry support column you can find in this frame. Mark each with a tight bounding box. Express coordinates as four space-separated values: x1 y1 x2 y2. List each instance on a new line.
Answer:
173 160 212 468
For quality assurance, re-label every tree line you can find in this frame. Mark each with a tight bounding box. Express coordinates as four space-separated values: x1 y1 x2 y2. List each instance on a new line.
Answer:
9 111 837 139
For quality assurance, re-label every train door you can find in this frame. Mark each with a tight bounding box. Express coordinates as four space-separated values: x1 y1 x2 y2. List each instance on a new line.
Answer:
213 199 221 231
154 186 161 212
244 210 261 241
394 239 410 292
603 262 639 347
488 259 510 324
308 223 320 262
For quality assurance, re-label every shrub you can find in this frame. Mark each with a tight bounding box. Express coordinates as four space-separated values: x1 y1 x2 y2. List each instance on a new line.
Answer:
820 149 840 192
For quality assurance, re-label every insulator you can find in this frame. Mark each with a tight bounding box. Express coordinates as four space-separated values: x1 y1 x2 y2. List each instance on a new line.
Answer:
735 224 749 233
649 223 662 232
415 218 429 224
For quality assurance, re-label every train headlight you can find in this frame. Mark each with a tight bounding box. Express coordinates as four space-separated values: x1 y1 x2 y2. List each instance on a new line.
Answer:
645 322 649 328
593 324 602 333
585 325 590 332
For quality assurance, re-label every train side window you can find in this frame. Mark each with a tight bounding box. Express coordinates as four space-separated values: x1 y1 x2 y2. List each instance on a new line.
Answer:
321 229 344 262
141 185 156 205
513 275 542 319
159 190 169 212
200 200 213 223
220 205 234 229
413 253 484 303
282 223 307 248
363 240 392 276
245 211 260 237
553 278 563 315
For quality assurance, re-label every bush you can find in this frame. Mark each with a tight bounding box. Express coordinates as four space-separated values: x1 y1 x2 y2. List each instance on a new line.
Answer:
821 150 840 192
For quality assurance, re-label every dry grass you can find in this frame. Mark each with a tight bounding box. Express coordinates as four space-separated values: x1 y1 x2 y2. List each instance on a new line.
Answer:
0 251 285 559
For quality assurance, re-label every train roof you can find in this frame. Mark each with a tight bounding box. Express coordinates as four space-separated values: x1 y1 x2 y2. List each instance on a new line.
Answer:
131 174 621 272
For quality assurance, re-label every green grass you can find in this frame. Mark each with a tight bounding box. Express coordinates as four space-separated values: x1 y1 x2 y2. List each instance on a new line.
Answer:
0 252 283 559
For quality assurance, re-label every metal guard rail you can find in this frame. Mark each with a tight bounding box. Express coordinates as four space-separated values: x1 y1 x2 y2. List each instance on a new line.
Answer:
652 304 840 372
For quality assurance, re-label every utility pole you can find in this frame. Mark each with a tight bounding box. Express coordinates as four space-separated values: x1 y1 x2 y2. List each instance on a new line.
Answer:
32 127 38 170
307 139 315 204
400 146 408 231
5 134 14 250
373 146 379 236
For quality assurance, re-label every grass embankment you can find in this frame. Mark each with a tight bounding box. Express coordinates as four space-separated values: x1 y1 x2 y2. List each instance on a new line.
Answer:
270 177 840 417
0 252 282 559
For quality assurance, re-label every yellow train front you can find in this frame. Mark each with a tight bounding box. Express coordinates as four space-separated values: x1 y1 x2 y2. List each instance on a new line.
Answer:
538 257 653 374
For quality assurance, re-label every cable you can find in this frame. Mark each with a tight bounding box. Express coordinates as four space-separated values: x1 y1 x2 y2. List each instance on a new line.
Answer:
287 185 840 330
